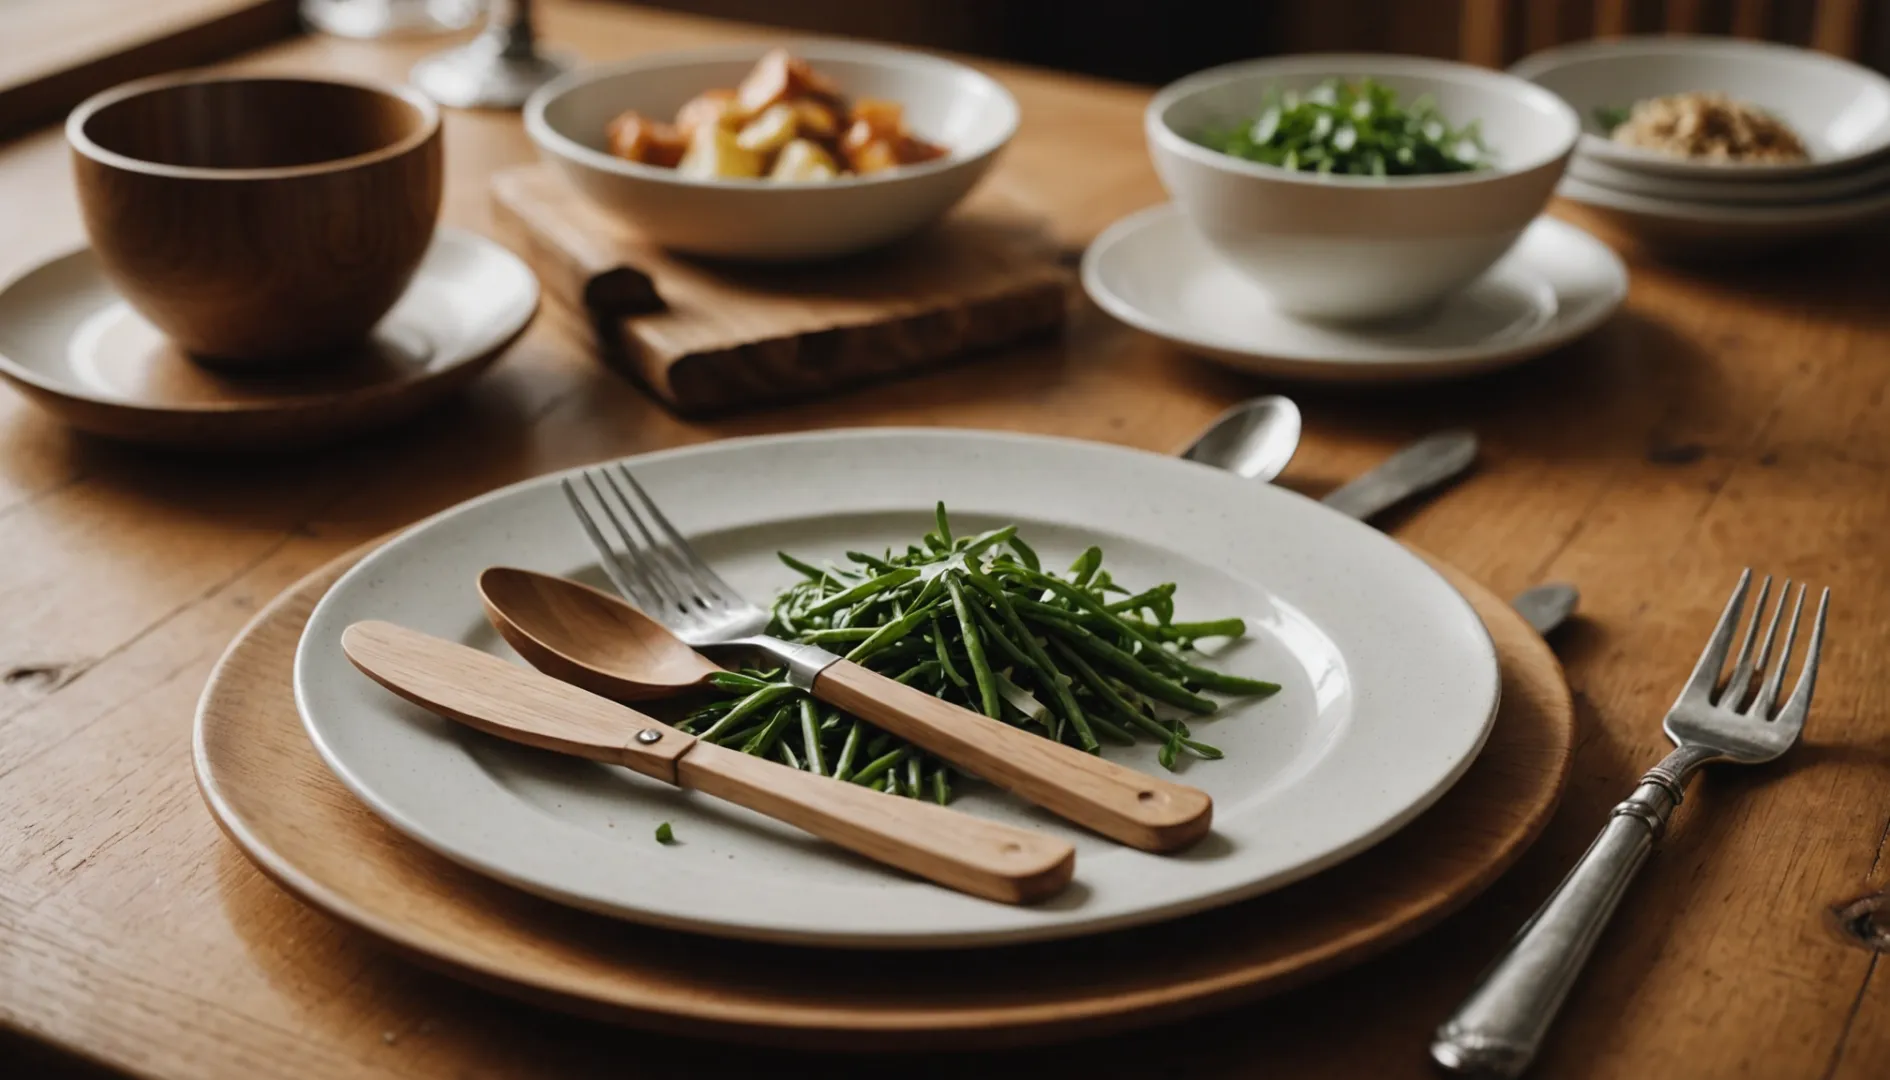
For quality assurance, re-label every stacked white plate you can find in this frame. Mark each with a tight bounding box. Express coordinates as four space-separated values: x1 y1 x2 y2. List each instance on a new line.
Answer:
1511 37 1890 250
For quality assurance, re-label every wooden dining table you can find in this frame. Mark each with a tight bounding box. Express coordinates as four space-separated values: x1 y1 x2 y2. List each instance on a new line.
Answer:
2 3 1887 1077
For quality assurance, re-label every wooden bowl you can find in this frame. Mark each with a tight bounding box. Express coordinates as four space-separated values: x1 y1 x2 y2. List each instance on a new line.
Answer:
66 74 443 367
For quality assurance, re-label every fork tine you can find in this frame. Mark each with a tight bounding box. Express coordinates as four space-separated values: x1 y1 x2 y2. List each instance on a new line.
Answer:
1715 575 1772 709
582 470 683 613
1772 588 1829 735
1679 569 1752 705
595 467 698 610
561 479 642 602
1748 583 1806 719
614 464 745 608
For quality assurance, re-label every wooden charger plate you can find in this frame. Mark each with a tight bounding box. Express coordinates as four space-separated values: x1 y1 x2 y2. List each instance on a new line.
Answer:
194 542 1574 1049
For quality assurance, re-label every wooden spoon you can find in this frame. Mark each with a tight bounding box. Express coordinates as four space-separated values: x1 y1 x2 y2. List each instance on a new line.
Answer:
479 566 721 701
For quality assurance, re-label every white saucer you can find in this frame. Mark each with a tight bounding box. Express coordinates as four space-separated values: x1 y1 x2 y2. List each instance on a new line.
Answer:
1081 205 1627 383
0 228 537 450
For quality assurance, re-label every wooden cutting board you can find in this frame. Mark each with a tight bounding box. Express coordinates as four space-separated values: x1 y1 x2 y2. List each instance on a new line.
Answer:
193 540 1575 1050
489 164 1071 415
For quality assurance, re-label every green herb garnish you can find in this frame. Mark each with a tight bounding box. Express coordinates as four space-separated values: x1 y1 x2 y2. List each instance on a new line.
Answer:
1198 77 1489 176
678 504 1279 801
654 822 676 844
1593 105 1632 133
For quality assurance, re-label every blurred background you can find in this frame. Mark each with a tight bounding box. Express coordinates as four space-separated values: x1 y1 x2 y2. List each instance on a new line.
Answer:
643 0 1890 80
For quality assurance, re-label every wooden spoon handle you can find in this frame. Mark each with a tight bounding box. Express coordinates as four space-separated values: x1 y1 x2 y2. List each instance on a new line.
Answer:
813 659 1213 852
676 742 1073 905
341 622 1074 904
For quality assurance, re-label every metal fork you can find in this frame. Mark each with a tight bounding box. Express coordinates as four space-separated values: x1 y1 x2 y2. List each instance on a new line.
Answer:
1433 570 1830 1077
558 462 1216 852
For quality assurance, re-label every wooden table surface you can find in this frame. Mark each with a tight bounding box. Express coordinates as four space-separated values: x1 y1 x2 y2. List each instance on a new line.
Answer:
2 3 1887 1077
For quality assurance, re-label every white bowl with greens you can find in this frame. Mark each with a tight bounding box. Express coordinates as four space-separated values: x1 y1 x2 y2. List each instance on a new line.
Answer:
1147 55 1579 322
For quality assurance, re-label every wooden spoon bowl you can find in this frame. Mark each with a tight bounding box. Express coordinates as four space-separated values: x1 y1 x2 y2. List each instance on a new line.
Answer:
477 566 721 701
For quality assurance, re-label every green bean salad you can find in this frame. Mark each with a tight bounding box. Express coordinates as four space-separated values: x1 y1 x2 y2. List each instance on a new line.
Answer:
677 505 1279 804
1198 77 1490 176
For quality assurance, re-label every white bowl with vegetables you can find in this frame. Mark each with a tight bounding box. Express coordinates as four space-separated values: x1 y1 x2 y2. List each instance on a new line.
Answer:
1511 36 1890 180
1147 54 1579 322
525 42 1018 261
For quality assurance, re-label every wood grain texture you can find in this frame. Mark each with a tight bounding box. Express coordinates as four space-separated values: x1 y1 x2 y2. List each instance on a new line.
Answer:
0 0 297 141
490 163 1070 415
478 566 723 701
815 658 1214 852
0 2 1887 1076
69 74 443 363
338 617 1075 905
339 619 698 783
191 539 1571 1050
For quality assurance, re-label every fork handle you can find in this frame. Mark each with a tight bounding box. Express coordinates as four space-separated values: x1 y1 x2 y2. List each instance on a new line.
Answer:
1431 770 1688 1076
812 659 1214 852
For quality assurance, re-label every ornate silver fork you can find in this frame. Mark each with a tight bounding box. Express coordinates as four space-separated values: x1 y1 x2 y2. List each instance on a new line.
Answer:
1433 570 1830 1076
558 461 1214 852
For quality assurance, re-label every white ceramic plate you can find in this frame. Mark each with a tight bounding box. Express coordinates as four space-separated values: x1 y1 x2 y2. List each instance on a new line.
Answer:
1569 151 1890 205
1558 173 1890 250
1081 204 1625 383
294 430 1500 948
1512 36 1890 179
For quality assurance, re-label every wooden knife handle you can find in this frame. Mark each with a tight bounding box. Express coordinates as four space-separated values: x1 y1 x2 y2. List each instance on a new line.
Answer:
676 741 1073 904
341 621 694 782
813 659 1214 852
341 622 1075 904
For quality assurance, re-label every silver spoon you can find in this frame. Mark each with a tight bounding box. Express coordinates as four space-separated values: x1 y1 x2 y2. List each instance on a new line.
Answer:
1181 398 1579 636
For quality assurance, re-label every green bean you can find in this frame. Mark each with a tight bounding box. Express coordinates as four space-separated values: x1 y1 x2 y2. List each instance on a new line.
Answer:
709 722 765 747
798 698 827 776
1036 621 1216 714
850 746 909 786
1068 546 1103 588
796 626 879 644
698 682 798 739
1105 583 1176 617
1051 637 1222 760
1131 617 1248 641
741 699 796 757
847 550 895 572
963 570 1096 751
945 575 1001 719
779 740 802 771
865 731 896 759
707 670 774 692
931 766 951 805
929 616 969 688
1007 535 1042 571
960 525 1018 559
832 718 863 781
844 598 944 663
804 567 919 617
934 501 953 546
1013 568 1279 696
905 754 923 798
778 551 827 580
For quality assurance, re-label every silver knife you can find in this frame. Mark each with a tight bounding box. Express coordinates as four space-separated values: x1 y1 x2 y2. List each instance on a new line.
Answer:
1321 429 1479 521
1319 431 1578 635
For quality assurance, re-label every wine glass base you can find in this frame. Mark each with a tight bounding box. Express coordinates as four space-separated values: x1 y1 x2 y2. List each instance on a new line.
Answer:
410 41 573 109
302 0 480 39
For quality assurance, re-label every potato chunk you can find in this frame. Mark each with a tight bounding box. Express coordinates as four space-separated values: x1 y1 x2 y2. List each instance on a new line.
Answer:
675 88 744 143
737 47 844 115
769 138 839 182
677 121 762 179
605 110 686 168
734 103 801 155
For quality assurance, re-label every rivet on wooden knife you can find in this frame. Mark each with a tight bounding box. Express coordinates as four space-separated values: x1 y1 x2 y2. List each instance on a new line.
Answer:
636 729 662 744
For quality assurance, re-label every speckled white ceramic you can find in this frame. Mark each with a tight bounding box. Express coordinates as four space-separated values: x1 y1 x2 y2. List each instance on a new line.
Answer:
293 430 1499 948
1083 205 1626 383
